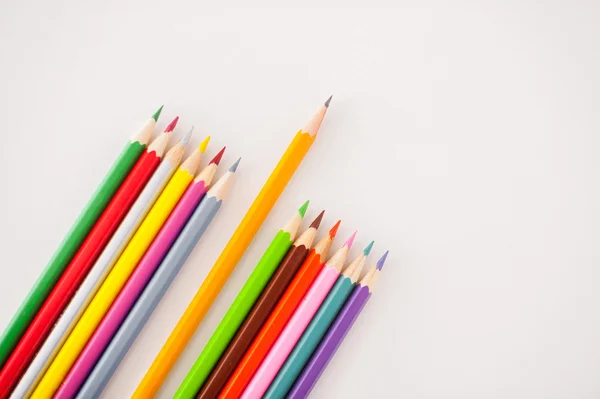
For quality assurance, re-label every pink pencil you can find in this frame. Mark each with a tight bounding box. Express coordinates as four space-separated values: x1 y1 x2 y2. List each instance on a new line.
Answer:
240 231 359 399
54 147 226 399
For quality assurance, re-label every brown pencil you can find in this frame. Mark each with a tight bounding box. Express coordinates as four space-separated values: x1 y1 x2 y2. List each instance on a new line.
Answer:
196 211 325 399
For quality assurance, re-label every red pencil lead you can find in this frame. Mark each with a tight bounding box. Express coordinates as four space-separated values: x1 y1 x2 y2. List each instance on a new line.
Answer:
164 116 179 133
209 147 226 165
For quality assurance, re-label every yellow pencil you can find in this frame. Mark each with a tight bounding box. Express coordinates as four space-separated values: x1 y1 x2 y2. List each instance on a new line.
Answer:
30 135 209 398
134 97 331 398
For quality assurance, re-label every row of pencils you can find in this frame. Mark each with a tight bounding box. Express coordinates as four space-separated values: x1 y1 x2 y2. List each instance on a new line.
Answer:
174 204 389 399
0 107 241 398
0 97 387 398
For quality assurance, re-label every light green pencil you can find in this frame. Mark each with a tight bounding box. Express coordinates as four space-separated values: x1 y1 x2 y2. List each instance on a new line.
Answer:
174 201 309 399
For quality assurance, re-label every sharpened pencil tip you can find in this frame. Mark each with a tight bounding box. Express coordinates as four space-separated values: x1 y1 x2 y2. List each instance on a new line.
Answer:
198 136 210 153
298 200 310 218
329 220 341 239
344 230 357 248
376 251 389 270
309 210 325 229
210 147 226 165
165 116 179 133
179 127 193 145
363 241 374 256
229 157 241 172
324 95 333 108
152 105 164 121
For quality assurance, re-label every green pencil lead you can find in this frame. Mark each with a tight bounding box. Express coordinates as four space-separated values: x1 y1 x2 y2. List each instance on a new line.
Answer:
152 105 164 122
298 200 310 218
363 241 374 256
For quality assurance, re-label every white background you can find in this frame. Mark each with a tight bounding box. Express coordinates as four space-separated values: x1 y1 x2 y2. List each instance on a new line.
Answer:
1 1 599 398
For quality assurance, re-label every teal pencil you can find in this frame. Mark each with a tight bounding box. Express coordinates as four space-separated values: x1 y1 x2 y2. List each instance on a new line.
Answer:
264 241 374 399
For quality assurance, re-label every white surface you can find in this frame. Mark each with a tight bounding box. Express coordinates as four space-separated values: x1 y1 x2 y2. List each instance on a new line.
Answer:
1 2 599 398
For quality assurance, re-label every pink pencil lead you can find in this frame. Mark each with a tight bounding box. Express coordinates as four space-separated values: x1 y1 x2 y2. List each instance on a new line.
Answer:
343 230 357 249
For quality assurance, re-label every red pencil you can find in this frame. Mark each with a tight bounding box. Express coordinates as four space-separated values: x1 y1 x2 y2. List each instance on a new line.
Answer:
0 118 178 397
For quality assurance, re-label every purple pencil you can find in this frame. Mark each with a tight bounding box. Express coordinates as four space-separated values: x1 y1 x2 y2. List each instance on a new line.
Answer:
54 147 226 399
287 251 388 399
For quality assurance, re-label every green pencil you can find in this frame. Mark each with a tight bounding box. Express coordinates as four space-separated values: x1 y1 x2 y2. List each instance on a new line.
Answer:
174 201 309 399
264 240 373 399
0 106 162 367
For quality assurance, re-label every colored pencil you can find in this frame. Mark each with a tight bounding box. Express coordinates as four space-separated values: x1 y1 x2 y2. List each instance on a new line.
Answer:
55 146 223 399
264 241 373 399
198 211 325 399
241 235 366 398
0 106 162 369
219 220 341 399
31 135 205 398
287 252 388 399
0 117 176 398
175 202 311 399
8 123 186 399
133 97 332 399
73 159 241 399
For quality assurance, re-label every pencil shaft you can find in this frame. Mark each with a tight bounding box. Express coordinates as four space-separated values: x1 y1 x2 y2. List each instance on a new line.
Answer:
134 131 316 398
264 275 355 399
0 137 148 368
31 165 196 398
175 231 296 399
75 193 224 399
287 285 371 399
55 179 209 398
219 250 326 398
198 244 310 399
10 155 176 399
241 265 340 398
0 147 162 398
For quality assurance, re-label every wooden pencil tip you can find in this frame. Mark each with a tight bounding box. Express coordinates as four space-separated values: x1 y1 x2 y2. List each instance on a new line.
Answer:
165 116 179 133
210 146 226 165
329 220 341 238
309 210 325 229
152 105 164 121
376 251 389 270
324 95 333 108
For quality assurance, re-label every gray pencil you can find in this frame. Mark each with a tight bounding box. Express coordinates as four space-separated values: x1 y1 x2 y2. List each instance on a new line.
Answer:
75 158 240 399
